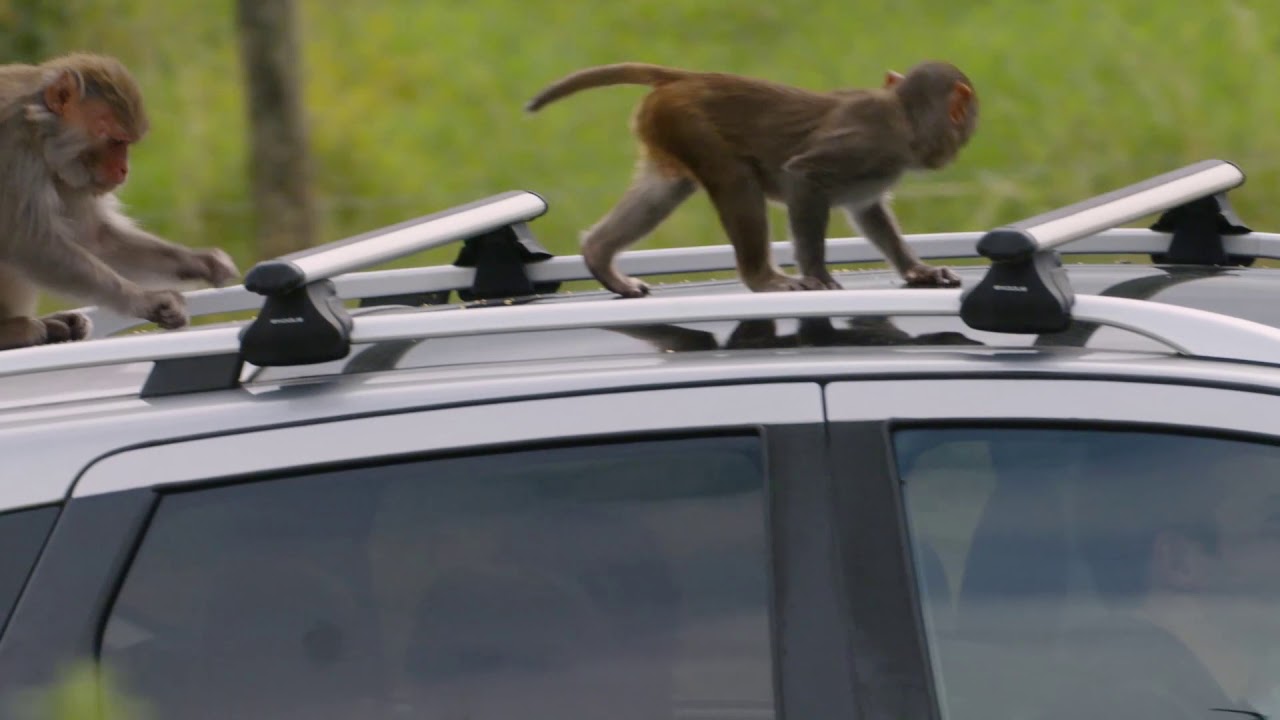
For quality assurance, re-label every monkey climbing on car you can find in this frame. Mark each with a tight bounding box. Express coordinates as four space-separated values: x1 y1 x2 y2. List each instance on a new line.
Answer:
0 52 239 350
525 60 978 298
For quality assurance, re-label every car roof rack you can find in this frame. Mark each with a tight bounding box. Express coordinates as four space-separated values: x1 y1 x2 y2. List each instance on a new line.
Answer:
79 168 1280 339
5 157 1279 399
235 189 552 367
959 158 1248 333
5 287 1280 393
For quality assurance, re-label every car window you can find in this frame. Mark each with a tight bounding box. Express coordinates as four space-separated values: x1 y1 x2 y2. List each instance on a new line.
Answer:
100 435 774 720
0 505 57 632
895 427 1280 720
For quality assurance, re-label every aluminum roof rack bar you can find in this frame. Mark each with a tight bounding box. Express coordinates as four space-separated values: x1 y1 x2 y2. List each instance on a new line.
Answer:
960 159 1247 334
82 227 1280 338
6 289 1280 386
246 190 548 292
237 190 548 367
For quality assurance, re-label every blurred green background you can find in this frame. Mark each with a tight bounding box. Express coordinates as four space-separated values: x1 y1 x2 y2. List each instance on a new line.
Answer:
11 0 1280 274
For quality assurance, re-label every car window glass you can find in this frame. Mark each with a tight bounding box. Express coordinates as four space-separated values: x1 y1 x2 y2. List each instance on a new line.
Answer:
100 435 775 720
895 427 1280 720
0 505 57 632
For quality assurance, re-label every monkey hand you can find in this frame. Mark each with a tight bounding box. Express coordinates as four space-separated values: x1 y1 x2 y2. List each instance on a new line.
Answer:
903 264 961 288
178 248 240 288
134 290 189 330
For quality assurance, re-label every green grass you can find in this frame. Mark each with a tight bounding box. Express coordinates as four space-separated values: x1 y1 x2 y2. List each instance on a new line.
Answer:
32 0 1280 277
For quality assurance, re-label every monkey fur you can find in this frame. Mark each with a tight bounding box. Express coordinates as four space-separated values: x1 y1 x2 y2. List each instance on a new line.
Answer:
0 52 239 350
526 61 978 298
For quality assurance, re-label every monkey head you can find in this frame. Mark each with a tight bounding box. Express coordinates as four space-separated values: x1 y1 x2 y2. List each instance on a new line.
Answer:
885 61 978 170
40 53 149 194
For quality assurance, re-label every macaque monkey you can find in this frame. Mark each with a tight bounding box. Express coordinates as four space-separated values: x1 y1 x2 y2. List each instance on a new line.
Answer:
525 61 978 297
0 52 239 350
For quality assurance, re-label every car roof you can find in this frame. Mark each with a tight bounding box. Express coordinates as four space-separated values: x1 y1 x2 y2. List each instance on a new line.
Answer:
0 261 1277 414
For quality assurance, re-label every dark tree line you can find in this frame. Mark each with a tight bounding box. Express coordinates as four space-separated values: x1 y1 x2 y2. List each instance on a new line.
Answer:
235 0 318 257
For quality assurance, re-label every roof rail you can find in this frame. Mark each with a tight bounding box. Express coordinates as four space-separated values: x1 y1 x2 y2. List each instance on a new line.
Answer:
81 226 1280 338
5 289 1280 393
236 189 549 366
960 159 1247 334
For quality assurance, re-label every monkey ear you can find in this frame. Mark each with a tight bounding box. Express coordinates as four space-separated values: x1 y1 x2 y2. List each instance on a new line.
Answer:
948 82 973 124
43 70 84 116
883 71 905 88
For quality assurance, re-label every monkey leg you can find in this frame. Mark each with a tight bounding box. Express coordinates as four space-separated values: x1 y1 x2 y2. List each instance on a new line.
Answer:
701 168 816 293
0 264 47 350
581 166 695 298
0 317 49 350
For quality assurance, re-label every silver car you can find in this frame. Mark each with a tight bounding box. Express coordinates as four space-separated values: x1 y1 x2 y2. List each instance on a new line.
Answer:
1 159 1278 720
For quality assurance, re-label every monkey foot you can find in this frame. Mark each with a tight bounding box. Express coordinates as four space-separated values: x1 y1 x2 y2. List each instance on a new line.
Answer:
801 274 843 290
40 312 93 343
0 317 51 350
749 274 838 292
0 312 91 350
606 277 651 299
903 264 962 288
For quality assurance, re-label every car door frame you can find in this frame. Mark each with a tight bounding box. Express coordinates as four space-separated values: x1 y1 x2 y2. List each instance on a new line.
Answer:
0 381 868 720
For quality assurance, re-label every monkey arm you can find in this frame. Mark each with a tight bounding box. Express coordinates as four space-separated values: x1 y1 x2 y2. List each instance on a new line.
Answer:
842 201 920 275
94 216 194 279
783 129 915 278
10 218 149 315
94 202 240 288
781 178 835 284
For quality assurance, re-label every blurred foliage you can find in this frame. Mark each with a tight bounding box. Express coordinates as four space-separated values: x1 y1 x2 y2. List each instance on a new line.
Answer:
9 661 152 720
0 0 67 61
23 0 1280 278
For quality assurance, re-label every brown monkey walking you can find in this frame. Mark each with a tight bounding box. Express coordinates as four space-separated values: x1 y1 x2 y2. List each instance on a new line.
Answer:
0 52 239 350
525 61 978 297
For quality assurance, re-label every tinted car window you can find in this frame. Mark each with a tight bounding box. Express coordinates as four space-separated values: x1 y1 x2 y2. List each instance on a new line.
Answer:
101 435 774 720
895 427 1280 720
0 505 57 632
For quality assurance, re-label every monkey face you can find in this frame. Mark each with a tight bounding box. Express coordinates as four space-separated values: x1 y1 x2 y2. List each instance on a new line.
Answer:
43 71 139 194
85 139 132 194
77 100 135 192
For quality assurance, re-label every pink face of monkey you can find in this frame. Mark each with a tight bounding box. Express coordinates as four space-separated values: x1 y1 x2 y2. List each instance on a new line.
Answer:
76 98 136 192
44 72 141 194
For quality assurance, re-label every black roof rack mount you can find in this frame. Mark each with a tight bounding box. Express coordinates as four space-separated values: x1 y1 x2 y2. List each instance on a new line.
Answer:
1148 190 1253 267
960 159 1246 334
238 190 549 367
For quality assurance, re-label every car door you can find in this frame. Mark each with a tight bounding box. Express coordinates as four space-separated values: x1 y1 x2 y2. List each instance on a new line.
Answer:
0 382 858 720
825 376 1280 720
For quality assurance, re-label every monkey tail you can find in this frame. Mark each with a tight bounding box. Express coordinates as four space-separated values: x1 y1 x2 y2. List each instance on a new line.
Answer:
524 63 690 112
